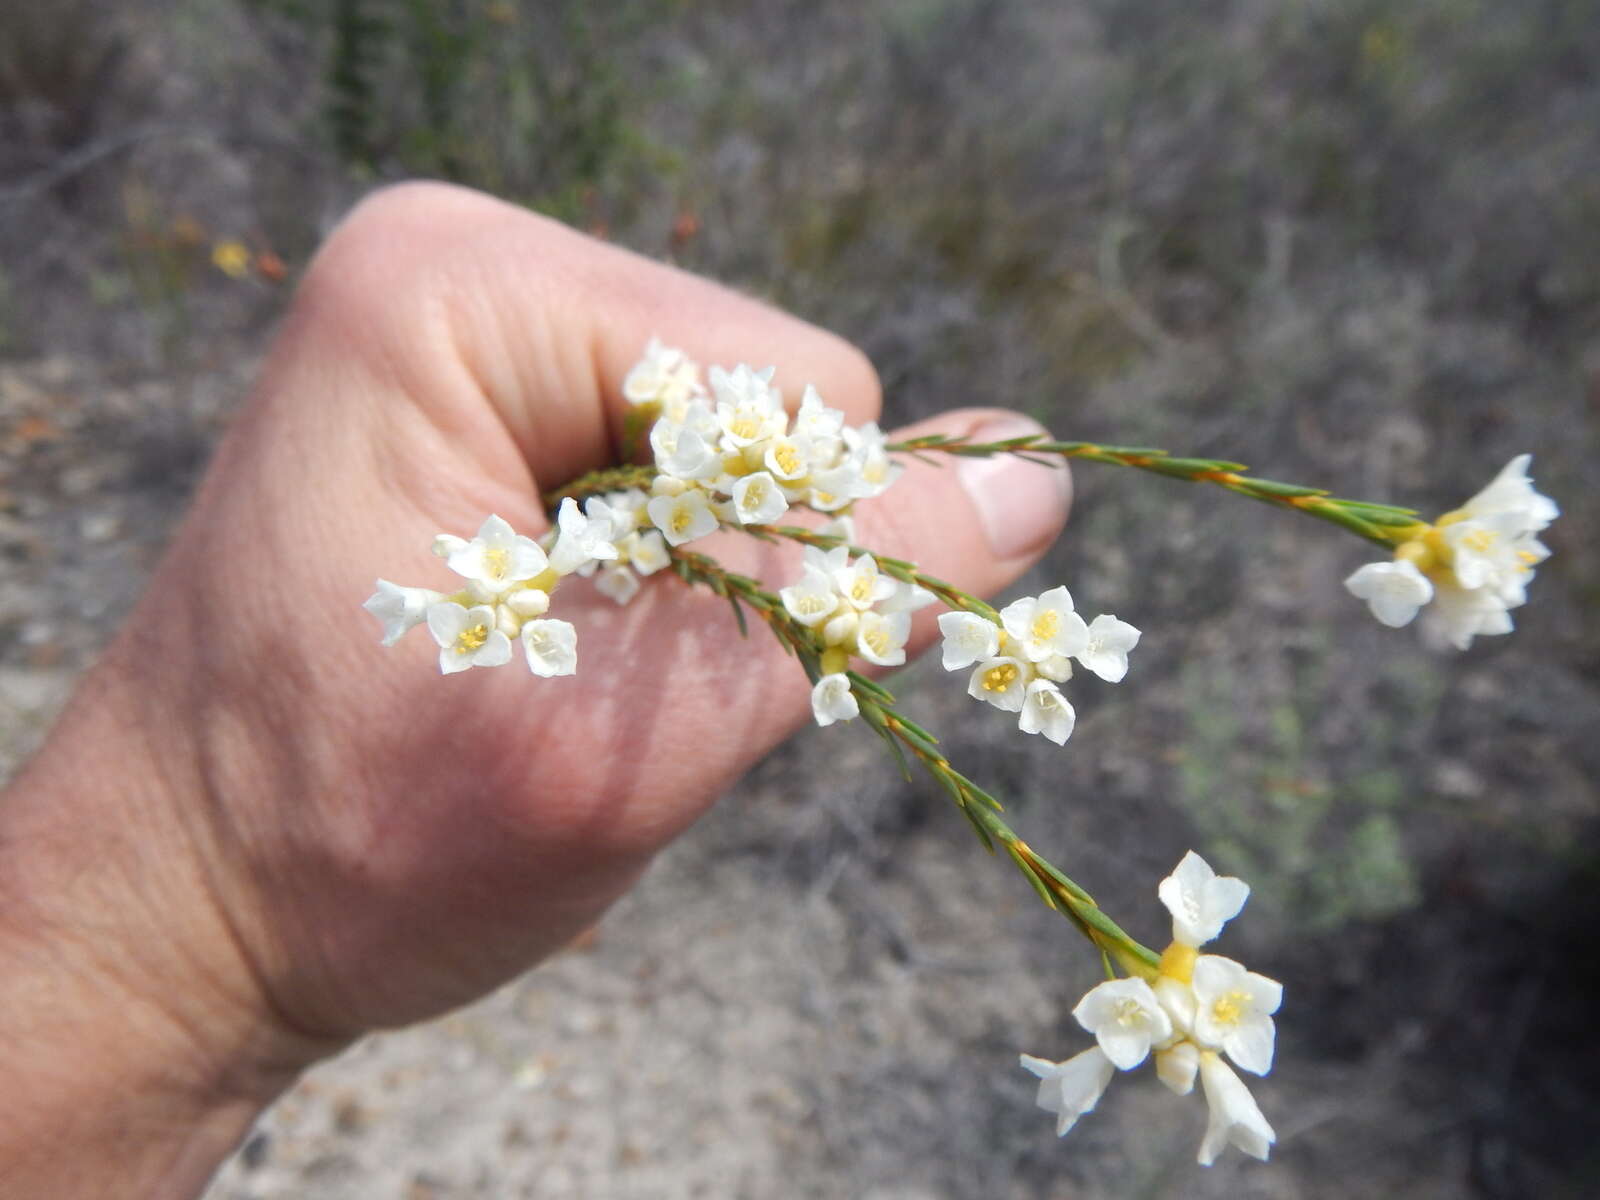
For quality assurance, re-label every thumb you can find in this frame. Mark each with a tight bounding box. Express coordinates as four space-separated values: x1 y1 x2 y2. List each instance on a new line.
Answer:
850 408 1073 655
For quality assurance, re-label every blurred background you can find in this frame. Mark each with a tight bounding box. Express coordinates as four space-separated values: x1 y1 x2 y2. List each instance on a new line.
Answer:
2 1 1597 1196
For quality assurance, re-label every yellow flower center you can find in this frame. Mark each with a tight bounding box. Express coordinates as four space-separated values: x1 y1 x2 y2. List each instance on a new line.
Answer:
1112 997 1146 1028
456 623 489 654
1210 989 1249 1028
1031 609 1060 641
981 662 1020 693
774 443 802 475
484 547 511 580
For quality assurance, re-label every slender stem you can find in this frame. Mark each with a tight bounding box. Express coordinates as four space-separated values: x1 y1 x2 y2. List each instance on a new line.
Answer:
667 545 1159 978
887 433 1427 547
542 463 657 511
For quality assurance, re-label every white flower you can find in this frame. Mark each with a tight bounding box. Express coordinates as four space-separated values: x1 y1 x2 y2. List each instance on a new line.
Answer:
1423 576 1516 650
444 515 549 593
1035 654 1074 683
624 530 670 576
711 363 785 447
780 569 839 628
647 488 719 546
1190 955 1282 1076
763 434 813 482
937 611 1001 670
1459 453 1559 531
967 656 1029 712
1018 679 1076 745
811 673 859 726
622 337 703 419
1196 1052 1275 1165
1019 1048 1116 1138
1350 454 1556 646
363 580 446 646
1344 559 1434 627
731 471 789 525
855 610 910 667
1075 614 1141 683
842 421 903 497
548 497 619 575
595 564 641 606
650 415 720 481
504 587 551 619
1071 977 1173 1070
806 461 867 511
1157 851 1250 948
521 619 578 676
878 579 936 614
832 554 897 612
1155 1041 1200 1096
426 602 513 674
1000 587 1089 664
794 384 845 444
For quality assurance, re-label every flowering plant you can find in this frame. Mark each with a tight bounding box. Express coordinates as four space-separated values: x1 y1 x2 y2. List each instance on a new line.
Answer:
366 339 1558 1165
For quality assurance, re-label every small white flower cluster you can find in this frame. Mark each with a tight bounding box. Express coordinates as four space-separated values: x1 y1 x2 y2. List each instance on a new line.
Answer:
363 507 618 675
1345 454 1558 650
936 588 1139 746
778 532 935 727
628 337 901 527
1020 852 1282 1165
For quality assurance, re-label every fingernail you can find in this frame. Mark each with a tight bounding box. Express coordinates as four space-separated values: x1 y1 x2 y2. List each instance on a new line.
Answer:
957 416 1072 560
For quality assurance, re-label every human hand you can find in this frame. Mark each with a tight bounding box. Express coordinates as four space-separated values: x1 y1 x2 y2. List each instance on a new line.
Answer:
0 182 1070 1195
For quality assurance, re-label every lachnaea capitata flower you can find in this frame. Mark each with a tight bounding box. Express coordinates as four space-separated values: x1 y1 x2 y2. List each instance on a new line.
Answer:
1019 851 1281 1165
1345 454 1557 649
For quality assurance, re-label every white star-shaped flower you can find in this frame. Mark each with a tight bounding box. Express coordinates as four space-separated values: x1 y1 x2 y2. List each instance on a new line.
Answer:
937 611 1000 670
811 673 859 726
1000 587 1089 664
426 602 513 674
622 337 704 420
967 656 1029 712
1190 955 1282 1076
548 497 619 575
1157 851 1250 948
1019 1048 1116 1137
832 554 898 612
624 529 670 576
650 416 721 482
1423 575 1516 650
1196 1052 1275 1165
731 470 789 525
363 580 446 646
647 488 719 546
1075 614 1141 683
1018 679 1076 745
1459 453 1559 532
780 568 839 628
1344 559 1434 627
1071 977 1173 1070
521 618 578 676
855 611 910 667
443 515 549 594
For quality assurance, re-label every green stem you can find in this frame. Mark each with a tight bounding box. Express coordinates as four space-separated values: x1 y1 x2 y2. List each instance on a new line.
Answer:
888 433 1426 548
542 463 657 512
667 544 1159 979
